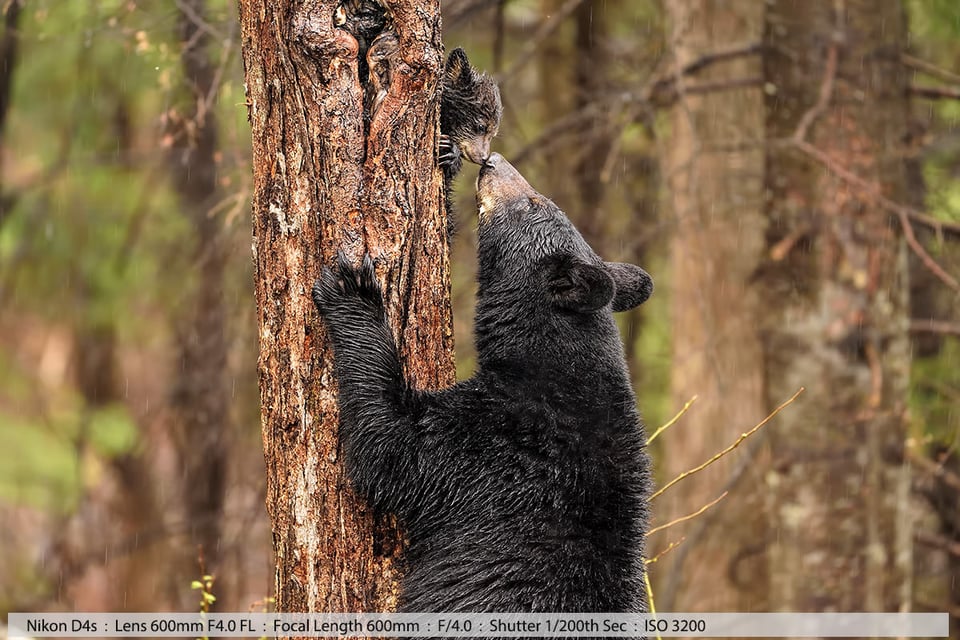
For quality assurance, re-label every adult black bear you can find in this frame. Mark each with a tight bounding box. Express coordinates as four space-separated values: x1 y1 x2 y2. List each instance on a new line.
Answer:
313 153 653 614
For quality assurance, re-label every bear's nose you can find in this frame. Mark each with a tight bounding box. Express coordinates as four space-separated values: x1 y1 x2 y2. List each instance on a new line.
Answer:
478 152 504 179
485 152 504 168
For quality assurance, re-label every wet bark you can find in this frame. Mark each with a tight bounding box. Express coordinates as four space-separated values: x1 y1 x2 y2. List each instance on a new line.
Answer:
761 0 912 615
237 0 451 613
659 0 768 612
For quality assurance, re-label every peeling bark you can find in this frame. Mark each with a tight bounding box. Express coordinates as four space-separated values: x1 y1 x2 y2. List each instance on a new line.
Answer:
237 0 450 613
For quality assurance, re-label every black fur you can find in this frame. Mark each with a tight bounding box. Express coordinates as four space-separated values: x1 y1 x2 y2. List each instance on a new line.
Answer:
313 153 652 617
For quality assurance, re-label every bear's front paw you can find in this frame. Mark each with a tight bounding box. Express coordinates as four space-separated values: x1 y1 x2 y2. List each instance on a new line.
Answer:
439 134 463 176
312 251 385 318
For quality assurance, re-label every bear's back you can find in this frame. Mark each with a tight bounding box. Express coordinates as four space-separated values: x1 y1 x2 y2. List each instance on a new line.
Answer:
400 372 649 613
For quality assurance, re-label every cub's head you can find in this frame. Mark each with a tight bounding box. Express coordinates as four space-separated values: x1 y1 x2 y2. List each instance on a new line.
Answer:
474 154 653 365
442 48 502 165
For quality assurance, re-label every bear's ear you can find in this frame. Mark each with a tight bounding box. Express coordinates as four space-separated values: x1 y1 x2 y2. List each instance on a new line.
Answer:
544 254 615 314
605 262 654 312
444 47 472 87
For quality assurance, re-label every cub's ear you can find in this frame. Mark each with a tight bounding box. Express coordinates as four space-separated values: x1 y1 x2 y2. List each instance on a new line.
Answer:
605 262 654 312
444 47 472 86
544 253 615 314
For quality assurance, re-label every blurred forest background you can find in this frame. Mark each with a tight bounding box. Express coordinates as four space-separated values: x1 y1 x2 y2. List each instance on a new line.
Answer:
1 0 959 635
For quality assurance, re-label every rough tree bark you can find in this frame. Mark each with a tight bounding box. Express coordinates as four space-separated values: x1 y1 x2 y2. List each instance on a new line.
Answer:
658 1 769 612
761 0 912 614
237 0 452 612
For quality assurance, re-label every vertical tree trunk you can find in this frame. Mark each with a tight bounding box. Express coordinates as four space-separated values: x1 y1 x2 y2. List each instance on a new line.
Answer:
659 1 768 612
167 0 230 604
237 0 451 612
761 0 912 613
0 0 21 228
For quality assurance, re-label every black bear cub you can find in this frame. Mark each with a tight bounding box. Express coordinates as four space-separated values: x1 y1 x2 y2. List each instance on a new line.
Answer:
439 48 502 188
313 153 653 613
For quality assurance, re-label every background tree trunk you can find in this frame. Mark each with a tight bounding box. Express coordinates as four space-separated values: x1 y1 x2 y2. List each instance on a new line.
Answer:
0 0 20 228
658 0 769 612
761 0 913 614
237 0 451 613
167 0 231 605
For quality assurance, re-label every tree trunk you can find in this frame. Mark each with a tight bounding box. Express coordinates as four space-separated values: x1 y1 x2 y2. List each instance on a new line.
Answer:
658 1 768 612
761 0 912 614
237 0 451 613
0 0 21 228
167 0 230 605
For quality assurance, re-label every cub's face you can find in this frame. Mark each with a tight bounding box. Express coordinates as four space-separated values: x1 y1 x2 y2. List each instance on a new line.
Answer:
476 154 653 315
443 48 503 165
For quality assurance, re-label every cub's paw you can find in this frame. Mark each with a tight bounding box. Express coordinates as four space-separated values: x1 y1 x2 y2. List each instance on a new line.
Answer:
439 134 463 178
312 251 384 318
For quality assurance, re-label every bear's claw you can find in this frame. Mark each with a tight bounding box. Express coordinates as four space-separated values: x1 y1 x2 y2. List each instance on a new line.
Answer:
312 251 384 317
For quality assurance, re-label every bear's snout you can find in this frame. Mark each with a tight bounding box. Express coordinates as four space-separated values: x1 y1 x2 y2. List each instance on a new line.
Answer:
477 153 538 220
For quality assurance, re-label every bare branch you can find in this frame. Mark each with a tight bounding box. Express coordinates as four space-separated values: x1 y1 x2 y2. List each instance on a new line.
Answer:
676 41 764 77
651 388 805 501
915 530 960 559
644 41 763 103
643 573 661 640
443 0 498 30
907 448 960 493
792 43 838 144
794 139 960 296
901 53 960 86
513 105 601 166
497 0 586 83
675 77 764 100
648 492 728 536
909 85 960 101
910 318 960 337
644 537 686 566
175 0 226 42
646 395 698 446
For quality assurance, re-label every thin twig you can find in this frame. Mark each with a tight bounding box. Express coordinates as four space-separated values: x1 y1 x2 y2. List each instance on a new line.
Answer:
907 448 960 493
175 0 226 41
497 0 586 83
643 572 661 640
910 318 960 337
675 77 764 101
651 388 805 501
792 43 837 144
644 537 686 566
782 21 960 289
909 85 960 101
915 530 960 559
794 140 960 296
901 53 960 86
644 41 763 103
646 395 698 446
513 105 600 166
648 492 728 536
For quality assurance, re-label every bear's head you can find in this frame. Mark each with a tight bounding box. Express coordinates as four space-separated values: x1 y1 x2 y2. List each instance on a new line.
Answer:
442 48 502 165
473 153 653 372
